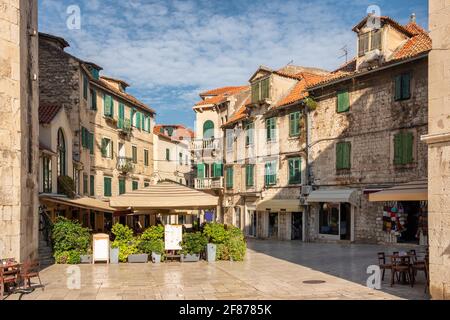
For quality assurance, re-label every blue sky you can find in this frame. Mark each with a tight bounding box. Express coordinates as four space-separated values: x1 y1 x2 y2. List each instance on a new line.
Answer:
38 0 428 129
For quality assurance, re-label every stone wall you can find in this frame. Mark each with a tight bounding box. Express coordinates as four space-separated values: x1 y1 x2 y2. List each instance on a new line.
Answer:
309 58 428 243
0 0 39 262
426 0 450 300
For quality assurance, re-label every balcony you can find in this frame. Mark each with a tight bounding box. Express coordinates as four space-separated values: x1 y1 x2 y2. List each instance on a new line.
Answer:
190 138 220 151
118 118 132 135
195 177 224 190
117 157 135 174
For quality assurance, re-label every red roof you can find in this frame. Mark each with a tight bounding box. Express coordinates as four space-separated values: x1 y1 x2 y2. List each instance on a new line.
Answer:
195 86 249 107
200 86 248 97
153 124 194 141
39 105 62 124
222 98 251 127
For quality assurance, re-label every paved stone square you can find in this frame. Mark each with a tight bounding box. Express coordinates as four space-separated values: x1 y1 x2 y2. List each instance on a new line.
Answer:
4 240 429 300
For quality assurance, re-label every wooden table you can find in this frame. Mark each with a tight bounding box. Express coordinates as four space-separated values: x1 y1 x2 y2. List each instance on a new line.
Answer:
1 262 20 298
387 254 414 285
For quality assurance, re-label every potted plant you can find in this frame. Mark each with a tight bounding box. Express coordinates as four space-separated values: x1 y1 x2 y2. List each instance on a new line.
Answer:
203 223 228 263
127 248 148 263
52 217 91 264
80 249 92 264
138 225 165 263
110 244 119 264
181 232 207 262
111 223 140 263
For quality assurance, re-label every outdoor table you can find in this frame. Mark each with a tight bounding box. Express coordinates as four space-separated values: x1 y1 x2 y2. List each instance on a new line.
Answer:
1 262 20 296
387 254 414 285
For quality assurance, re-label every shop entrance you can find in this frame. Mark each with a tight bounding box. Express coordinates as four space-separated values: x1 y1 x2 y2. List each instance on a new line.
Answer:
319 203 352 241
397 202 422 244
291 212 302 240
268 212 278 239
247 210 257 237
340 203 351 241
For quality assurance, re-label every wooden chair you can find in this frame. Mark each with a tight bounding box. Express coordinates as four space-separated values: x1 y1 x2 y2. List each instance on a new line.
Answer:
19 261 43 290
412 253 428 286
1 265 19 299
377 252 392 281
409 249 417 263
391 255 414 287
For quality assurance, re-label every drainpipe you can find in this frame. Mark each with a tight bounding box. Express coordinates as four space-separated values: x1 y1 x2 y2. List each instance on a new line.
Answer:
304 104 312 242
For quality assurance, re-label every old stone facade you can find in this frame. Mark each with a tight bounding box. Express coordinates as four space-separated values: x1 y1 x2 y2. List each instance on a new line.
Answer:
423 0 450 300
307 15 430 244
0 0 39 262
38 33 156 231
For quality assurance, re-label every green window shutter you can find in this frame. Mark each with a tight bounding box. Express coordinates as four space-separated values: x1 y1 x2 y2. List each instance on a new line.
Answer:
142 114 145 130
264 163 270 186
343 142 351 169
266 118 275 141
101 138 107 158
337 90 350 113
132 181 138 191
212 163 222 178
136 112 141 129
119 179 126 195
289 112 300 136
289 158 301 184
147 117 151 133
226 167 233 188
131 109 135 127
90 175 95 196
118 103 125 128
89 133 94 155
336 143 343 169
104 95 113 117
395 75 402 101
83 76 88 100
165 148 170 161
251 82 260 103
91 90 97 110
197 163 205 179
104 177 112 197
394 133 403 165
246 165 254 187
402 73 411 100
403 132 414 164
261 78 270 100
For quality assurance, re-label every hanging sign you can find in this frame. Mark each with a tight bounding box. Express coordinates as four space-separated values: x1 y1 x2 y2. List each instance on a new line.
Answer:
164 225 182 250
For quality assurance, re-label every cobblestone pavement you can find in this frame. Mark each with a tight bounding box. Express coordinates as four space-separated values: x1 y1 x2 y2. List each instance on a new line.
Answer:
4 240 429 300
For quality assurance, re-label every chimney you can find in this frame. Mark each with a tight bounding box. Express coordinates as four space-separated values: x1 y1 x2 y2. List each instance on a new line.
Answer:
410 13 416 23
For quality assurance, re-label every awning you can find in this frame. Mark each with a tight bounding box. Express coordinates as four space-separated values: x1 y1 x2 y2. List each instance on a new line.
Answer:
368 181 428 202
307 189 359 206
256 199 301 212
109 180 219 210
40 195 119 213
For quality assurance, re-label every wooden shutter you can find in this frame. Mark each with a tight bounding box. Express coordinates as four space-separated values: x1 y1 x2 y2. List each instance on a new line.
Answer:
289 112 300 136
358 33 369 56
261 78 270 100
337 90 350 113
101 138 107 157
89 132 94 155
118 103 125 128
403 132 414 164
83 76 88 99
131 109 135 127
371 29 382 50
251 83 259 103
136 112 141 129
119 179 125 195
226 167 233 188
394 133 403 165
144 149 148 166
104 95 111 116
142 114 145 130
104 177 111 197
402 73 411 100
395 75 402 101
91 90 97 110
343 143 351 169
90 175 94 196
197 163 205 179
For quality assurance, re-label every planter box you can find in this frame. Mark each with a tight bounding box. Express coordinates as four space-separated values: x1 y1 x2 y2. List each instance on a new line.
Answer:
110 247 119 264
207 244 216 263
128 254 148 263
181 254 200 262
151 252 162 264
80 255 92 264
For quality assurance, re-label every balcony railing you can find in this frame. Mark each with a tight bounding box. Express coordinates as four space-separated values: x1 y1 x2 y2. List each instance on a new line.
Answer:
195 177 224 190
118 118 132 135
190 138 220 151
117 157 135 174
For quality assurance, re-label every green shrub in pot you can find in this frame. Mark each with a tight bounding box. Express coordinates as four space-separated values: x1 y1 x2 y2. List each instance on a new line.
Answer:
52 217 91 264
111 223 140 262
181 232 208 255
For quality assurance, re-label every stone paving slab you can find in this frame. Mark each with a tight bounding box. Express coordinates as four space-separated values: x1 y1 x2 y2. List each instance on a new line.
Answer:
4 240 428 300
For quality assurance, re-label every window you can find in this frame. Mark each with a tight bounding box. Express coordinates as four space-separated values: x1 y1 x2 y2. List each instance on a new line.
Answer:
104 94 114 117
245 122 254 146
144 182 150 188
185 155 189 166
165 148 170 161
118 103 125 129
288 158 302 185
83 75 88 100
289 112 301 137
57 129 66 177
251 77 270 103
337 90 350 113
336 142 351 170
104 177 112 197
83 173 88 195
179 152 183 165
212 162 223 178
131 109 136 127
43 156 52 193
90 89 97 110
203 120 214 139
358 29 382 56
251 81 260 103
266 117 276 142
136 112 141 129
264 161 277 186
88 132 94 155
119 178 126 195
246 164 254 187
394 132 414 165
395 73 411 101
226 167 234 189
144 149 149 166
132 180 139 191
132 146 137 164
89 175 95 196
73 168 80 195
81 127 88 148
226 130 233 151
178 215 186 225
197 163 205 179
101 138 113 159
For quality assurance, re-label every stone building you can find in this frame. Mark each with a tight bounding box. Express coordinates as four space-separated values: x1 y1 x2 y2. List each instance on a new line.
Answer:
0 0 39 262
153 124 194 186
422 0 450 300
38 33 156 232
306 15 431 244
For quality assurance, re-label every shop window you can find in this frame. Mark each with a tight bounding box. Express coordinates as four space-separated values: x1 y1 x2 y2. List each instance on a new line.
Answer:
319 203 340 235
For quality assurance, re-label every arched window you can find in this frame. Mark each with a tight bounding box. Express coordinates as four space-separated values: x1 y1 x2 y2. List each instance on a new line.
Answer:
203 120 214 139
57 129 66 177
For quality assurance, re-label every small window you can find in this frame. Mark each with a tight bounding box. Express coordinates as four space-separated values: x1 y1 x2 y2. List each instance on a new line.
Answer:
89 175 95 196
337 90 350 113
132 146 137 164
245 122 254 146
101 138 113 159
104 94 114 117
394 132 414 165
336 142 351 170
43 156 52 193
83 174 88 195
395 73 411 101
226 131 233 151
289 112 301 137
264 161 277 186
246 164 254 187
132 180 139 191
104 177 112 197
226 167 234 189
144 149 149 166
90 89 97 110
266 117 276 142
119 178 126 195
288 158 302 185
165 148 170 161
144 182 150 188
185 155 189 166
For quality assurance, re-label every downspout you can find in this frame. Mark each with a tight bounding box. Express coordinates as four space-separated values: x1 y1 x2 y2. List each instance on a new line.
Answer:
304 103 312 242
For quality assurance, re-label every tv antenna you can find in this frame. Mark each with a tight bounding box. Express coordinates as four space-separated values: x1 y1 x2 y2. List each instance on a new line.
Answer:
339 45 348 63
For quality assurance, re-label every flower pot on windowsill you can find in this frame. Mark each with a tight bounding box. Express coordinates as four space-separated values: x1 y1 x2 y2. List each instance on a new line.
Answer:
80 254 92 264
151 252 162 264
181 253 200 262
127 253 148 263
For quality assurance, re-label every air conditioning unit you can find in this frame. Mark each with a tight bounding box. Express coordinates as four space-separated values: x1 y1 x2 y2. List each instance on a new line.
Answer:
301 185 312 196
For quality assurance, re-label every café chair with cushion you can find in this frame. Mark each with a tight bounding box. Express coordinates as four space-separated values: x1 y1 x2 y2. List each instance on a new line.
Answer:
390 255 414 288
377 252 392 281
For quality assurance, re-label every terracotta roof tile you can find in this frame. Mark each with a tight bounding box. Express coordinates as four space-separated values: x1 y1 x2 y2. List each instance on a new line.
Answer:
200 86 248 97
195 86 249 107
222 102 250 127
39 105 62 124
153 124 194 141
